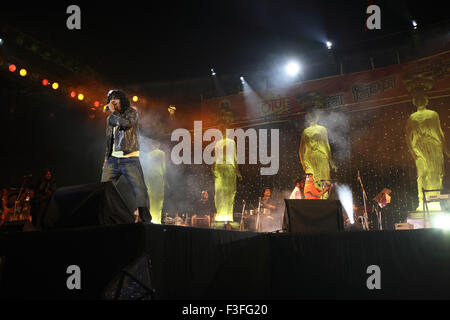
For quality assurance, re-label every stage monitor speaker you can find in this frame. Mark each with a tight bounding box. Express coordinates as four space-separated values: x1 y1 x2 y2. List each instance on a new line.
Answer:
284 199 344 233
43 176 137 229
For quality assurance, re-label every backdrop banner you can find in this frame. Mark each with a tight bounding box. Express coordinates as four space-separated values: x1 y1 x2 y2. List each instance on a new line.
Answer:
201 50 450 127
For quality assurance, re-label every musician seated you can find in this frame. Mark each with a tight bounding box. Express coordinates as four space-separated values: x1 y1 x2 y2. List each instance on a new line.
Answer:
261 187 277 214
303 173 330 200
289 178 305 199
195 191 215 219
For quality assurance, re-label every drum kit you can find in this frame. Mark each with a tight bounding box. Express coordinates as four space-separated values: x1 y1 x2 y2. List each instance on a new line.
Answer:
162 213 209 228
161 202 272 232
1 187 33 227
1 174 34 227
239 199 276 232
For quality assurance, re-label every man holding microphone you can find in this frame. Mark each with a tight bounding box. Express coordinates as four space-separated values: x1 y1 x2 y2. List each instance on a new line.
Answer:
101 90 151 223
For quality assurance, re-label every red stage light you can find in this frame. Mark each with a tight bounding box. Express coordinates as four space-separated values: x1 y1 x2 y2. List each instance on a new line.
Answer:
70 91 76 98
9 64 16 72
94 101 100 107
42 79 49 86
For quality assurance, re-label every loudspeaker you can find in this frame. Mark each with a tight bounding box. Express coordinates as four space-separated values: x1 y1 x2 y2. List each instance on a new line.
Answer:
43 176 137 229
283 199 344 233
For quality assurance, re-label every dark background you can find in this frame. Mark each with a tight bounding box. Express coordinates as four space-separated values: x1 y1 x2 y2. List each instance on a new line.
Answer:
1 1 448 83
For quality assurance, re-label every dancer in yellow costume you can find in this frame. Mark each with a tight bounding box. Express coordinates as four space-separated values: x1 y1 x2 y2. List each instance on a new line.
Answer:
299 110 336 199
145 141 166 224
406 89 449 211
212 130 242 222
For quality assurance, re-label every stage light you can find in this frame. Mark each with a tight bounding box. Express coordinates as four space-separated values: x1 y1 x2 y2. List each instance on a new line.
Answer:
240 76 245 83
434 214 450 230
285 61 300 77
412 20 418 29
168 104 176 120
0 38 4 45
132 95 138 102
211 68 216 76
9 64 16 72
326 41 333 50
52 82 59 90
78 93 84 101
19 68 27 77
70 91 76 98
42 79 49 86
94 101 100 107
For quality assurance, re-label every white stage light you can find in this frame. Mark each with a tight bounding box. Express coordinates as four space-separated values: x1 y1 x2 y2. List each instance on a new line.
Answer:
434 214 450 230
285 62 300 77
326 41 332 49
412 20 417 29
0 38 4 45
240 76 245 83
211 68 216 76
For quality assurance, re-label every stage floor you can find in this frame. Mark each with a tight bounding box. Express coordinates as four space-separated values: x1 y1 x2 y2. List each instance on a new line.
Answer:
1 223 450 299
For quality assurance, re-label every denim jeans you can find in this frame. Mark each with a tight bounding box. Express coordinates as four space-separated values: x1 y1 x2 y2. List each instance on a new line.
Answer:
101 156 151 221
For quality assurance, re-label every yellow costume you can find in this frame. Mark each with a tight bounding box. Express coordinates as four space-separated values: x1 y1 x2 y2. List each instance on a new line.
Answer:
145 146 166 224
213 136 238 222
406 90 449 211
299 112 336 199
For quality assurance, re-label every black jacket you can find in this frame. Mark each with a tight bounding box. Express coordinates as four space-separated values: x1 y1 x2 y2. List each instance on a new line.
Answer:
105 107 140 158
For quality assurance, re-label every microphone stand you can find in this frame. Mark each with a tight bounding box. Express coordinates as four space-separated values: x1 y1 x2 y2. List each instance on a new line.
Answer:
256 197 262 232
14 175 30 219
357 172 369 231
240 200 246 231
373 203 382 231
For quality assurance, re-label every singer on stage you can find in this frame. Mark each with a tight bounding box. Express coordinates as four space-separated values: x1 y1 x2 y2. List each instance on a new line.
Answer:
101 90 151 222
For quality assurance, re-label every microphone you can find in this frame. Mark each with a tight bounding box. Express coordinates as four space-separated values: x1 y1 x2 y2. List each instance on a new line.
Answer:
103 101 118 113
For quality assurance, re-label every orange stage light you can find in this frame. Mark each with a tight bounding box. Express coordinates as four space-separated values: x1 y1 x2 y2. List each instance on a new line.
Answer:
42 79 49 86
9 64 16 72
70 91 76 98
